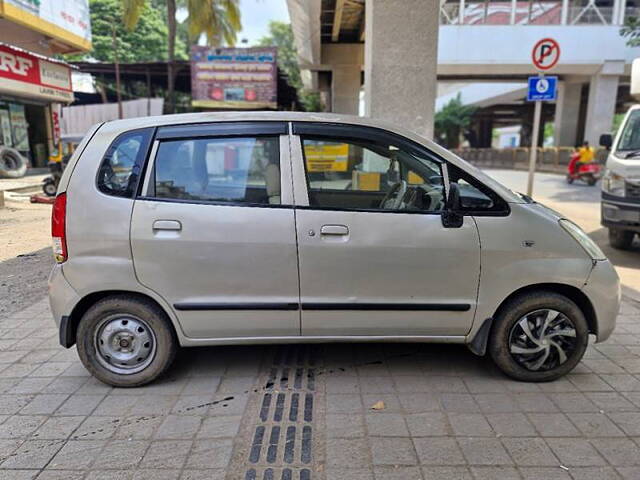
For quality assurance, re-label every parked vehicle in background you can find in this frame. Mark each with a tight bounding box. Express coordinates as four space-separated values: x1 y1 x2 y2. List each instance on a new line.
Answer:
601 59 640 249
43 135 83 196
49 112 620 387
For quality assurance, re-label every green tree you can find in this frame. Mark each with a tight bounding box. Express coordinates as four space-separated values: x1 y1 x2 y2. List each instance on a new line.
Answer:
68 0 187 62
621 17 640 46
434 94 476 148
258 21 322 111
121 0 241 113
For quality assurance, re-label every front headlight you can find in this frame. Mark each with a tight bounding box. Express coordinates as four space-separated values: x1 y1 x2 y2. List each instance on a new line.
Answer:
559 219 606 260
602 170 625 196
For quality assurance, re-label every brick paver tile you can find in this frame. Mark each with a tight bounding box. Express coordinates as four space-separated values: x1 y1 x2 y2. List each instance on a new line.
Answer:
91 439 149 470
48 439 106 470
406 412 451 437
413 437 465 465
326 413 366 438
366 413 410 437
448 413 493 437
591 438 640 466
470 466 520 480
196 415 241 439
139 440 192 469
528 413 581 437
485 413 536 437
155 415 201 440
567 413 626 437
501 437 558 466
545 438 606 467
457 437 512 466
370 437 417 465
326 438 369 469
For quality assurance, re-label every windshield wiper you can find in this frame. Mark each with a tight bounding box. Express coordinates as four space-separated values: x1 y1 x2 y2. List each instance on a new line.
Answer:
624 150 640 158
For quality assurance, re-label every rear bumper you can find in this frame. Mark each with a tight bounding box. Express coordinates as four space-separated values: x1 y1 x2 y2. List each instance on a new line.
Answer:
582 259 620 342
48 264 80 347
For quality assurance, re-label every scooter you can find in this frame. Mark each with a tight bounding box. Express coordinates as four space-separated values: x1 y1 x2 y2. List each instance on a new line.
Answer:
42 160 64 197
566 153 601 186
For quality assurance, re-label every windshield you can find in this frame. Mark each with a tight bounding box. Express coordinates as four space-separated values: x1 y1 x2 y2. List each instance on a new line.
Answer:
617 109 640 152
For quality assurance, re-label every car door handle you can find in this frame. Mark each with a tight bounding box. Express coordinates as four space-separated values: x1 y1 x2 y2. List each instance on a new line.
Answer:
153 220 182 231
320 224 349 236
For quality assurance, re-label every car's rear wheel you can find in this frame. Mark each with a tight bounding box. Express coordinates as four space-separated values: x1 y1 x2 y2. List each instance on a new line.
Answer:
489 292 589 382
76 295 177 387
609 228 634 250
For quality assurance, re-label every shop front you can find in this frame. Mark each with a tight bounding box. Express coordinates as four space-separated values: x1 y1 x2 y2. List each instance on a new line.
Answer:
0 42 73 172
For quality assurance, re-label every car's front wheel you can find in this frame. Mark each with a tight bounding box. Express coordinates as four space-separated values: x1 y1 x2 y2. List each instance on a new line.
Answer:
609 228 634 250
489 292 589 382
76 295 177 387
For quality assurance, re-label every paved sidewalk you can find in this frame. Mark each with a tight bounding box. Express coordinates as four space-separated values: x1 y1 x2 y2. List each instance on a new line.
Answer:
0 297 640 479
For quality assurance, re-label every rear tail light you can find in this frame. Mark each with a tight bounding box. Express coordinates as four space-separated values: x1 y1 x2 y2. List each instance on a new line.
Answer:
51 193 67 263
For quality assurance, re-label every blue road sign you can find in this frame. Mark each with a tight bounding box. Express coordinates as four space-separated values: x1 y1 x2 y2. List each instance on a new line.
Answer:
527 76 557 101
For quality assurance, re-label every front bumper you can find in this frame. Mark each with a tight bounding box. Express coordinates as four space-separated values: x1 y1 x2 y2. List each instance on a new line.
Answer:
602 197 640 232
582 259 620 342
48 264 80 347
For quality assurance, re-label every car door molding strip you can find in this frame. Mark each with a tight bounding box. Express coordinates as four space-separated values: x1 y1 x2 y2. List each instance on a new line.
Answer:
301 303 471 311
173 302 470 312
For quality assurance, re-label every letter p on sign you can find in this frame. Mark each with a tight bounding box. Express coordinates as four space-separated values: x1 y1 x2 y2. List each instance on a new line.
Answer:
532 38 560 71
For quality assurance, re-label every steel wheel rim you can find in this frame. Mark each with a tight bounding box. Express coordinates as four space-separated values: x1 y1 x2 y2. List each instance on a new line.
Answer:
94 314 157 375
508 309 578 372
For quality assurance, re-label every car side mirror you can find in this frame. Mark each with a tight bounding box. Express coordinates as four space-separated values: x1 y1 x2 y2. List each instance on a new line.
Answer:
442 182 464 228
599 133 613 150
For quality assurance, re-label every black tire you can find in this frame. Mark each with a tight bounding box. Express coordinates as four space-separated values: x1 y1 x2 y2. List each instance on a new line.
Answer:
609 228 634 250
43 180 57 197
76 295 177 387
489 291 589 382
0 146 27 178
586 175 597 186
566 175 574 184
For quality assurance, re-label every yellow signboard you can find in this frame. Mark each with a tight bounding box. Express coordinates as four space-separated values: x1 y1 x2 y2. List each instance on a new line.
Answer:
304 143 349 172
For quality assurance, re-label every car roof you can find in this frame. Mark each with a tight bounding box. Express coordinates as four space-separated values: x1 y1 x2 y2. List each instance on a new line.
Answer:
95 111 524 204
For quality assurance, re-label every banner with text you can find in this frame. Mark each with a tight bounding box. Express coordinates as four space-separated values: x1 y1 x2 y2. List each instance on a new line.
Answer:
191 46 277 110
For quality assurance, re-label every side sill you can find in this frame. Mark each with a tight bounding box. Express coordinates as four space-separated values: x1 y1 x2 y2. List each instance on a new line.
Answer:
178 335 467 347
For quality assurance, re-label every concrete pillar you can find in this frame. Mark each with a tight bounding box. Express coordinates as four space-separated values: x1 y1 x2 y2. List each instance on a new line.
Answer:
584 62 623 146
554 81 582 147
364 0 439 139
332 67 361 114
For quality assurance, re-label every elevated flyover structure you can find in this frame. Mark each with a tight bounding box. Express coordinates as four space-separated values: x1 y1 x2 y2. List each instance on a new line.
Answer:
287 0 640 145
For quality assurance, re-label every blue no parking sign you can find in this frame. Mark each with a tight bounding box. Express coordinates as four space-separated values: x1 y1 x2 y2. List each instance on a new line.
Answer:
527 76 558 101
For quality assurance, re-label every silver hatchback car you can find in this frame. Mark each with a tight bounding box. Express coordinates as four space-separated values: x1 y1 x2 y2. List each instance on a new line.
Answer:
49 112 620 387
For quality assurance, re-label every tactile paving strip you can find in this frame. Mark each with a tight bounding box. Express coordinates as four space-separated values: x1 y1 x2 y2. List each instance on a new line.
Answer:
227 345 325 480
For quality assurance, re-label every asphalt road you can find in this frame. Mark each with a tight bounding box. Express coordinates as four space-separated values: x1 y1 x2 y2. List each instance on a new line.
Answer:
487 169 640 294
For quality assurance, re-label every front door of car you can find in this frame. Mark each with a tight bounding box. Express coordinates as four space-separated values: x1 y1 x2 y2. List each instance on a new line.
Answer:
290 123 481 337
131 122 301 339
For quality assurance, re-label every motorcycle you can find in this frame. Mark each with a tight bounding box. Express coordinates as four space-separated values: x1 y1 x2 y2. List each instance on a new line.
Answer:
566 153 601 186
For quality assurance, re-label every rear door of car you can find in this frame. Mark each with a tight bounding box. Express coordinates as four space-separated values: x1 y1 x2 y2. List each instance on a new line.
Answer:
130 122 301 339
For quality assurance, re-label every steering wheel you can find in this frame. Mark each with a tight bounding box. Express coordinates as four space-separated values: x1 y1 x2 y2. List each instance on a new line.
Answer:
380 180 408 210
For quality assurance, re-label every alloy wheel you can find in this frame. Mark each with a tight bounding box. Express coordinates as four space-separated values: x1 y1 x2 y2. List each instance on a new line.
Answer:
508 309 578 372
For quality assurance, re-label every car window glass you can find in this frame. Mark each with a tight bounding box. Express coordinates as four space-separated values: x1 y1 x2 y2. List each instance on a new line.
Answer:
447 166 496 211
97 131 147 197
302 137 444 212
153 136 281 205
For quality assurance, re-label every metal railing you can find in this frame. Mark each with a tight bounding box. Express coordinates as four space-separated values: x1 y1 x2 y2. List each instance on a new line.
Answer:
453 147 608 173
440 0 634 25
